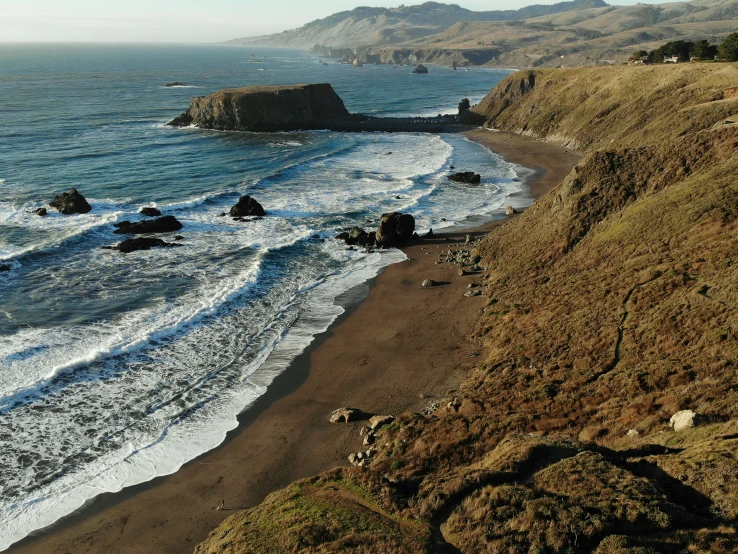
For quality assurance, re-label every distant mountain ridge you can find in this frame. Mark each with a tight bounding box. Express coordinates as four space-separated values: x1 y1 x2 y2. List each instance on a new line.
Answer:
227 0 609 49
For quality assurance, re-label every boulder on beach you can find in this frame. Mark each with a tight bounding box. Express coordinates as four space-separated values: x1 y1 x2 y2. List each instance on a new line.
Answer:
329 407 362 423
448 172 481 184
412 64 429 74
105 237 181 254
422 279 436 287
140 207 162 217
49 188 92 215
375 211 415 247
505 205 518 215
229 195 266 218
113 215 183 235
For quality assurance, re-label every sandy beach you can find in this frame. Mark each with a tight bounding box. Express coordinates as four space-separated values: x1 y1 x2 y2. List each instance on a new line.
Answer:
9 131 580 554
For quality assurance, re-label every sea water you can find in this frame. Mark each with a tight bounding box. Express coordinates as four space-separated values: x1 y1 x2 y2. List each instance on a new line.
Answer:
0 44 517 549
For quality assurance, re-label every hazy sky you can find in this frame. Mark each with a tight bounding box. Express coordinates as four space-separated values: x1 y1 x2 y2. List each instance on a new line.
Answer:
1 0 679 43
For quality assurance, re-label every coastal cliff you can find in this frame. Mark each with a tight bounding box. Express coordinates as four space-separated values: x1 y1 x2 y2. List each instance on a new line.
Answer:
168 84 357 131
195 63 738 553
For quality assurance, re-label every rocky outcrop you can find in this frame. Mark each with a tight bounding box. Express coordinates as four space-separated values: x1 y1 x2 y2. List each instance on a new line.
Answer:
168 84 358 131
448 171 481 184
375 212 415 247
412 64 428 74
369 415 394 430
49 188 91 215
669 410 702 432
229 195 266 217
113 215 183 234
34 208 47 216
104 237 182 254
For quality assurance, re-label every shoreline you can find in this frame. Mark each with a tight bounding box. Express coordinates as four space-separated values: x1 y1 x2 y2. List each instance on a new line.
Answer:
7 130 580 554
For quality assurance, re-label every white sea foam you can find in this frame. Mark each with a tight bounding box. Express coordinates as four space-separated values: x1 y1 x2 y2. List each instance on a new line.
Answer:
0 201 124 261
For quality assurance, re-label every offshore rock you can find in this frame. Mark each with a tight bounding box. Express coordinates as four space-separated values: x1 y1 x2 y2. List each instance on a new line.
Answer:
448 171 481 184
375 212 415 247
113 215 183 235
49 188 92 215
229 195 266 218
412 64 429 74
168 84 356 131
0 264 10 272
34 208 47 216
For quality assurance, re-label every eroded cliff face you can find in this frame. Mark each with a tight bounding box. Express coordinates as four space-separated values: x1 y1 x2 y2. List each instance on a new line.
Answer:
168 84 355 131
195 64 738 553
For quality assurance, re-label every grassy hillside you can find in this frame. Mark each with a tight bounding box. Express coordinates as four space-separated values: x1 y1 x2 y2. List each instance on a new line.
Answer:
395 0 738 67
227 0 738 68
195 63 738 553
226 0 607 49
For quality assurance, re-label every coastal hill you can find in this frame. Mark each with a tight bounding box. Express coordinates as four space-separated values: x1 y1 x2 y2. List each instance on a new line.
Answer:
228 0 738 67
227 0 607 50
195 62 738 552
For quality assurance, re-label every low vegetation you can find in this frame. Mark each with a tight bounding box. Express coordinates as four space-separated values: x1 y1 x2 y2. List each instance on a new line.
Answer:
196 63 738 552
630 33 738 63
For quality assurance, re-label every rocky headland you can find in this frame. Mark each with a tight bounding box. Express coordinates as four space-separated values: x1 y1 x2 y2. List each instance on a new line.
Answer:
168 83 360 131
168 83 471 133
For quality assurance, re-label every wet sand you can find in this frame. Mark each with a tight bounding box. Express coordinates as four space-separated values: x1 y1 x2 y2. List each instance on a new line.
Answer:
8 131 579 554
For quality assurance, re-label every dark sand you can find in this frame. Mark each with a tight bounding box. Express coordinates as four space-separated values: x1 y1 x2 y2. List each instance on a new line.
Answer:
9 131 580 554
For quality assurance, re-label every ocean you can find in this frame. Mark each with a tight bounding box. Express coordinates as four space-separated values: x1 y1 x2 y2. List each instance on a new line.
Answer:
0 43 518 549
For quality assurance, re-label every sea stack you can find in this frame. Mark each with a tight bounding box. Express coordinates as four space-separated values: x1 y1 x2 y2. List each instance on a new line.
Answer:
168 84 357 132
49 188 92 215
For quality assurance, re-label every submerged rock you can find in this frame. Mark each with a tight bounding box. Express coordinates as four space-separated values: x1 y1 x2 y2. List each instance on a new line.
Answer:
140 207 162 217
0 264 10 272
229 195 266 218
104 237 182 253
113 215 183 234
34 208 47 216
448 172 481 184
49 188 92 215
